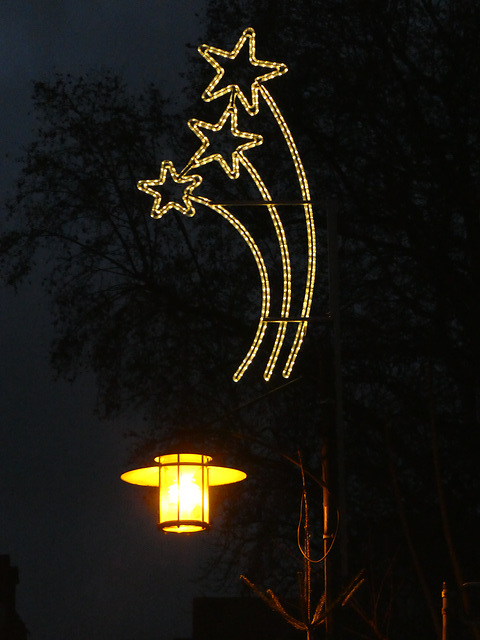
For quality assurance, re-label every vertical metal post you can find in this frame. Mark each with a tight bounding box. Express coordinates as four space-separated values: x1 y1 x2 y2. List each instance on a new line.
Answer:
322 437 334 639
321 200 346 640
326 200 348 580
442 582 448 640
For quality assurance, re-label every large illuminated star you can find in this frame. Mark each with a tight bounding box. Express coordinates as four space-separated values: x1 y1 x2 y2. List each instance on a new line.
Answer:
137 161 202 218
188 104 263 179
199 27 288 116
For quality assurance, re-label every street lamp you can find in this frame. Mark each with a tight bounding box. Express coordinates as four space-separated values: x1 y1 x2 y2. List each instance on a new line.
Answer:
121 453 246 533
130 25 347 639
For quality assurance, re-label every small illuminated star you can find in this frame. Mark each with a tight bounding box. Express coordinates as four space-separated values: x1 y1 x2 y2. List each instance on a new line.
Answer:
188 104 263 179
199 27 288 116
137 161 202 218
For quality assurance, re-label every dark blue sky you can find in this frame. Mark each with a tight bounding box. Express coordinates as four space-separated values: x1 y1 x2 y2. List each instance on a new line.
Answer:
0 2 226 639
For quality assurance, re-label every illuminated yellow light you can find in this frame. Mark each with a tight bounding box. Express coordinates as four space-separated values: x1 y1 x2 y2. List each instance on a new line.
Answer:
191 195 271 382
167 474 201 506
198 27 288 116
160 455 208 533
188 100 263 179
121 453 246 533
137 160 202 219
258 85 316 378
137 28 317 382
240 157 291 382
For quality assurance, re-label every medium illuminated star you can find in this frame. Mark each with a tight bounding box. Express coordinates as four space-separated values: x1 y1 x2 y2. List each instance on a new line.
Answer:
188 104 263 179
137 161 202 218
199 27 288 116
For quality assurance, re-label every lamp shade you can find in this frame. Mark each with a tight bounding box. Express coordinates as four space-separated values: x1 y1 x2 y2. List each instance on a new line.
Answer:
121 453 246 533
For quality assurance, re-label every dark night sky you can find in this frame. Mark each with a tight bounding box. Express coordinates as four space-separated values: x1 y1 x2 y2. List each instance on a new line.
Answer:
0 2 224 639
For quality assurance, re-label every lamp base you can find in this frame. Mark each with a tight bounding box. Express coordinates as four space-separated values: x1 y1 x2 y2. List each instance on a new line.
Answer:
158 519 211 534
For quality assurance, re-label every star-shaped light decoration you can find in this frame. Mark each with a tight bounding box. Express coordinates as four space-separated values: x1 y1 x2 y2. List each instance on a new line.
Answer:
137 160 202 218
199 27 288 116
136 28 315 383
188 103 263 179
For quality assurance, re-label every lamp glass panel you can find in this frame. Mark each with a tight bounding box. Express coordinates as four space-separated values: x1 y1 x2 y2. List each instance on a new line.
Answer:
159 454 209 532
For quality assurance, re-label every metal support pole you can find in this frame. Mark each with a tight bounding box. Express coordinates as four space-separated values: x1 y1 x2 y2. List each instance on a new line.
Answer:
322 438 334 639
321 200 346 640
442 582 449 640
326 200 348 580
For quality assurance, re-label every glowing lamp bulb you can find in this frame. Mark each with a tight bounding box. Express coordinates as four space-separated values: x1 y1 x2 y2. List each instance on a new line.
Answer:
168 474 202 507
